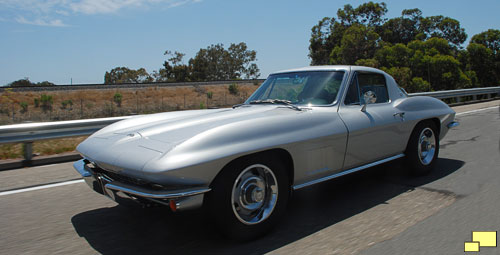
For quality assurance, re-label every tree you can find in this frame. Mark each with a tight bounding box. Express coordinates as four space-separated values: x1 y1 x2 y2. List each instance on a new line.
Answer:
309 17 339 65
9 79 32 87
104 67 153 84
158 42 260 82
336 2 388 28
381 9 423 45
420 16 467 48
465 43 497 86
8 79 55 87
156 51 192 82
189 43 260 81
308 2 489 92
469 29 500 85
309 2 388 65
37 81 55 86
471 29 500 55
330 24 379 65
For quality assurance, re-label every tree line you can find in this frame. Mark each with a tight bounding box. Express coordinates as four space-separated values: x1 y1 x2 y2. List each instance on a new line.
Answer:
6 79 55 87
309 2 500 92
104 42 260 84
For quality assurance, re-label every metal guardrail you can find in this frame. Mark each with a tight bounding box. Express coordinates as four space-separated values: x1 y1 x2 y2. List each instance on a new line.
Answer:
0 86 499 161
0 116 132 160
409 87 500 102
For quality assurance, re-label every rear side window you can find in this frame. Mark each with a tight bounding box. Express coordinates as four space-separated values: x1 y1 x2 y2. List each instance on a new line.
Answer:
357 72 389 103
344 72 390 105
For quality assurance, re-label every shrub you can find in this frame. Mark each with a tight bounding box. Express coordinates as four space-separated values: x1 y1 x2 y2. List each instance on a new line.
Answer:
40 94 53 112
113 92 123 107
61 100 73 110
228 83 239 95
19 102 28 113
207 91 213 99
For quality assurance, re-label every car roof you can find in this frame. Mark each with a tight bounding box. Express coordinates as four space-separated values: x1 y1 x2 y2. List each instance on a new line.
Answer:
270 65 385 75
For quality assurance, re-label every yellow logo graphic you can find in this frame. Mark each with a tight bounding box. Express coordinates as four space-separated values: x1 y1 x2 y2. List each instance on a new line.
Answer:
465 231 497 252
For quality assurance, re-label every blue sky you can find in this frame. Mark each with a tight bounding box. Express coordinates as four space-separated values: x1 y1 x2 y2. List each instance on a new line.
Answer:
1 0 499 85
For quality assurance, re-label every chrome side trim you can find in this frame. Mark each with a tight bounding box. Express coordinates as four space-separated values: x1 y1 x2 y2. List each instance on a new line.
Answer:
447 121 459 128
104 182 211 199
293 154 405 190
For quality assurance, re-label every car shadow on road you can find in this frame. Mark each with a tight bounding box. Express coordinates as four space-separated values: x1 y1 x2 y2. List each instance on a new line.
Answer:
71 157 464 255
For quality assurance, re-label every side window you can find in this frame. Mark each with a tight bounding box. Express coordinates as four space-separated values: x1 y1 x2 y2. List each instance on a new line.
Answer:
344 74 360 105
357 72 389 103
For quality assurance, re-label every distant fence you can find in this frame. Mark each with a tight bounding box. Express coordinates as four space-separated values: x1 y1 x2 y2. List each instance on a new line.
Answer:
0 86 499 161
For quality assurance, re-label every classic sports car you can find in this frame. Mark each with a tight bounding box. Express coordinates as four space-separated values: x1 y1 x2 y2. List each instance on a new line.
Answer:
74 65 458 240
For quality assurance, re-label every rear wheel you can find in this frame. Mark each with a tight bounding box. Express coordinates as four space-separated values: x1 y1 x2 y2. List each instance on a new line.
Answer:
405 121 439 175
206 155 289 240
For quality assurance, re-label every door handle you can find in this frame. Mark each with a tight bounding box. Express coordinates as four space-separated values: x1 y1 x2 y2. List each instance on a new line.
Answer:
393 112 405 120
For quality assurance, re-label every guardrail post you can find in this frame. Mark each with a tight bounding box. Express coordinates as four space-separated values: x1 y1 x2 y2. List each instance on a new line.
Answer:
23 142 33 161
456 96 461 103
486 93 490 99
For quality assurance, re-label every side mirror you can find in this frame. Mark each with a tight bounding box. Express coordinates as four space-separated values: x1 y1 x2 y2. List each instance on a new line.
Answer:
361 100 367 112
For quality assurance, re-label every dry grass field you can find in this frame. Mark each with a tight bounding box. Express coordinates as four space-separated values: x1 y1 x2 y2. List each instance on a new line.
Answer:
0 82 260 125
0 82 260 160
0 136 87 160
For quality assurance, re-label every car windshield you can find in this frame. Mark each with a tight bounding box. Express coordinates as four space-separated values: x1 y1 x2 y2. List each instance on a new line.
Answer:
246 71 345 106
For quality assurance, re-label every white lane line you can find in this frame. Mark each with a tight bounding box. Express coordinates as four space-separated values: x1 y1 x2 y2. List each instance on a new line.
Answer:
0 179 84 196
456 106 499 116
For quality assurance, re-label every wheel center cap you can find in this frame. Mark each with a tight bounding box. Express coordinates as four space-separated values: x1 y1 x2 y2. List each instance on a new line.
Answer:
252 188 264 202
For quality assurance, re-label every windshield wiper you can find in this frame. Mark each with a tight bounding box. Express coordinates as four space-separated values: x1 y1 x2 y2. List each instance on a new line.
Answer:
232 103 245 109
248 99 302 111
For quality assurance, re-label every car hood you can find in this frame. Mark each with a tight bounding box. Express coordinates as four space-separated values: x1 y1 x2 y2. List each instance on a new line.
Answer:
76 105 309 175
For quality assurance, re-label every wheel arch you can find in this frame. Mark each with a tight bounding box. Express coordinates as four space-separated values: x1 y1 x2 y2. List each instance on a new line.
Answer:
209 148 294 189
406 117 440 151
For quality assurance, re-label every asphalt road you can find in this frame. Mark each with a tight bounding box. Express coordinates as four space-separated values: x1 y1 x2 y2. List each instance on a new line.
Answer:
0 100 499 255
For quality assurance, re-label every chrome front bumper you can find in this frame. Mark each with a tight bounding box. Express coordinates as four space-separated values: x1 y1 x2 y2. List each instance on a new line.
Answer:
73 159 210 211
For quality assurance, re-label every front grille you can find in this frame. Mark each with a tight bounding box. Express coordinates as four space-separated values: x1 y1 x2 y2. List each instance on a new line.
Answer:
97 169 149 187
83 159 185 192
83 159 152 188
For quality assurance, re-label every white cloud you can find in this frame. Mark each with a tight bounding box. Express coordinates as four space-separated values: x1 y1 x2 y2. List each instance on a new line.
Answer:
168 0 191 8
15 16 68 27
69 0 142 15
1 0 202 26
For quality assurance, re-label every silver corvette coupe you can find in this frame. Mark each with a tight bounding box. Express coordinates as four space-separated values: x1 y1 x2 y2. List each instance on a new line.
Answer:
74 65 458 240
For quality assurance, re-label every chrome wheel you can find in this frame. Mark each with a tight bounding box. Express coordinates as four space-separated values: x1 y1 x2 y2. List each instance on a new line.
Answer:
231 164 278 225
418 127 436 165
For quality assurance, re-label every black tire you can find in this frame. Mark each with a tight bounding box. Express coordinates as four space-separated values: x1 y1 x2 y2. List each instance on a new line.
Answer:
405 120 439 176
205 154 290 241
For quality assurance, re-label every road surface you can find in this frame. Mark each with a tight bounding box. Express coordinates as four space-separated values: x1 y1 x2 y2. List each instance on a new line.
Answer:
0 100 499 255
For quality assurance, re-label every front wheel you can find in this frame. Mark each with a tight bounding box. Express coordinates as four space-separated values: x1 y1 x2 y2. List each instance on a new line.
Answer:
206 155 289 240
405 121 439 175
